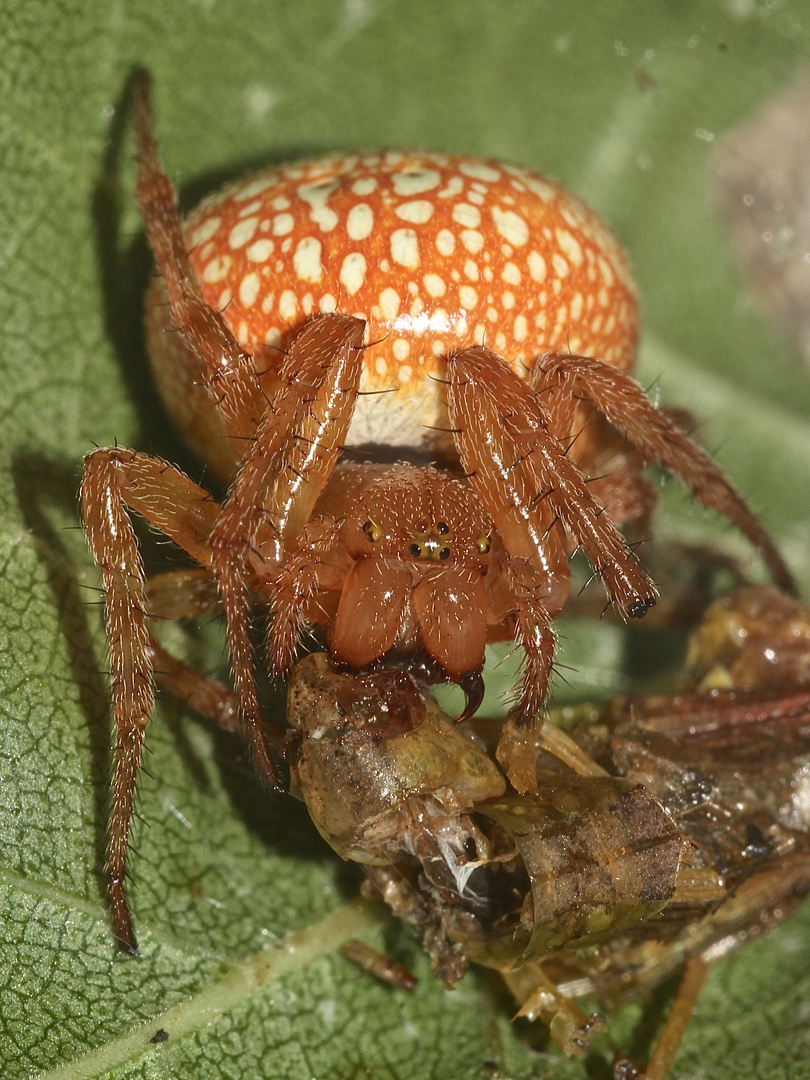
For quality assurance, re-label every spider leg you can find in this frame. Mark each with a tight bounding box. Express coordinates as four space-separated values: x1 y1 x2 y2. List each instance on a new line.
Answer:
266 517 351 676
144 573 252 736
481 550 561 790
146 636 271 745
584 471 657 534
145 567 222 620
134 73 366 791
533 352 796 594
208 314 366 794
501 597 558 792
133 71 264 446
447 347 659 788
80 448 235 952
447 346 657 622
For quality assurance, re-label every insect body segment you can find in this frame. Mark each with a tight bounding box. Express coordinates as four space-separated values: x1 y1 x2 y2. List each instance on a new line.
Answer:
288 588 810 1076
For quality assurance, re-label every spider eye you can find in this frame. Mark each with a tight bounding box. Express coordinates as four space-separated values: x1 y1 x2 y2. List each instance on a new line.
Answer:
436 521 449 535
415 520 427 533
410 543 422 558
476 535 492 554
439 547 451 560
362 520 382 543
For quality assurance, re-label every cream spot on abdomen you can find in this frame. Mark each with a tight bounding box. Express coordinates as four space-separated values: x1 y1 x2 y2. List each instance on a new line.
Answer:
438 176 464 199
461 230 484 255
379 287 401 320
351 177 378 196
453 203 482 229
228 216 259 249
598 256 615 287
396 200 435 224
238 272 260 308
279 290 298 320
232 176 275 201
347 203 374 241
297 179 340 232
528 251 547 282
340 252 368 295
293 237 324 283
391 229 420 269
436 229 456 256
492 208 529 246
392 168 441 196
190 217 221 247
459 286 478 310
556 228 584 267
459 160 501 183
246 238 274 263
557 252 574 278
202 254 232 283
424 274 446 298
272 214 294 236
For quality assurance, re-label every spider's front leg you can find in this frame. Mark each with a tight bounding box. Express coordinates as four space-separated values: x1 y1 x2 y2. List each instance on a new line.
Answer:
532 351 796 594
447 346 658 791
207 314 366 784
448 347 657 620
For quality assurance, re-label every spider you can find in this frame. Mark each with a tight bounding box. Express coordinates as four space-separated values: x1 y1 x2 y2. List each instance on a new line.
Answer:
81 72 794 951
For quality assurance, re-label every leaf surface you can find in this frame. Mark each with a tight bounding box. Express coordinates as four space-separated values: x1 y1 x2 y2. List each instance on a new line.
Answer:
2 2 810 1078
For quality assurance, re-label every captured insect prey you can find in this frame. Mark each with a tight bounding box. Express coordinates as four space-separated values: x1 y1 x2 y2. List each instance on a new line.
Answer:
80 71 795 956
286 586 810 1080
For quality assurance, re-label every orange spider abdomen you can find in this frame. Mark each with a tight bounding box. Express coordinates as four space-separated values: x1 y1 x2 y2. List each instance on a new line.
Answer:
147 152 637 470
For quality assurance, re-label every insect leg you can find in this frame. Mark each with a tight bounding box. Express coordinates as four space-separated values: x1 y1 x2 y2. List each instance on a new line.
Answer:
613 956 710 1080
506 961 606 1058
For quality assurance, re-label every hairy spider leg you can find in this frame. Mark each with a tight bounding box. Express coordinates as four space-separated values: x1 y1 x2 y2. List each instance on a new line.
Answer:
134 73 368 819
133 71 265 446
447 346 657 674
205 315 365 795
531 352 796 594
80 449 258 951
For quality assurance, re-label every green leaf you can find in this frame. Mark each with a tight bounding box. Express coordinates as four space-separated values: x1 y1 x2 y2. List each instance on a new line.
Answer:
2 2 810 1079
